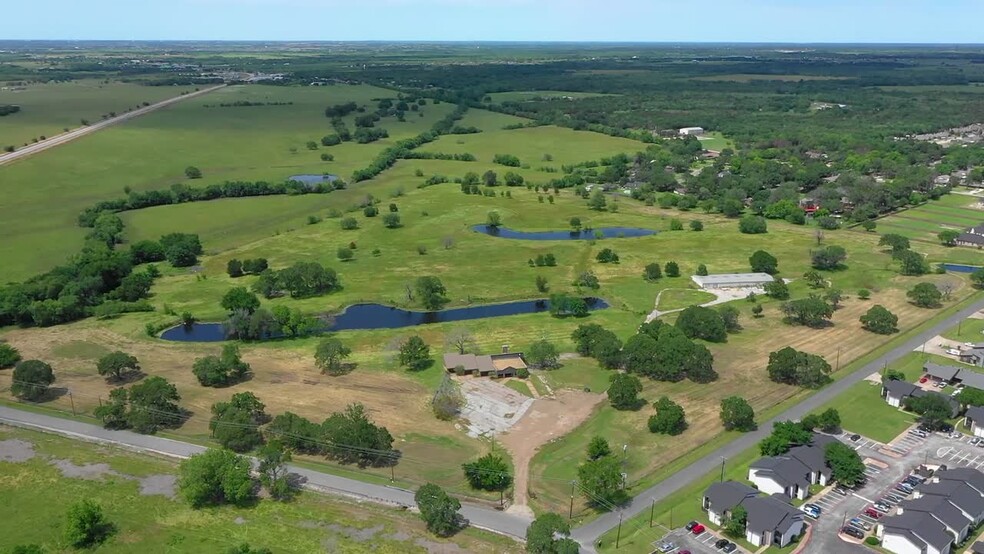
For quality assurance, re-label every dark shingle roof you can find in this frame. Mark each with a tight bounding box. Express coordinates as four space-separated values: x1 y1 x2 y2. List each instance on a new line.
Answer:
972 541 984 554
882 512 953 551
937 467 984 495
968 406 984 426
883 380 919 398
924 363 961 381
900 496 971 533
750 456 811 489
958 232 984 245
743 494 803 535
703 481 758 513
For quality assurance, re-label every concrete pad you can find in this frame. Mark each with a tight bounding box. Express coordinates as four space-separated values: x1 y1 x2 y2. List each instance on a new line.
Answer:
456 378 534 438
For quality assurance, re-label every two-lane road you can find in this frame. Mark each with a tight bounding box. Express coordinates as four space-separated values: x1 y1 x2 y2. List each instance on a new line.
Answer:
0 84 226 167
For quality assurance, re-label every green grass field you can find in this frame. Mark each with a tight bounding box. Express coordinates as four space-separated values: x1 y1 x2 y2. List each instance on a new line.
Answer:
656 288 717 311
873 194 984 244
698 132 734 151
0 80 195 148
0 425 521 553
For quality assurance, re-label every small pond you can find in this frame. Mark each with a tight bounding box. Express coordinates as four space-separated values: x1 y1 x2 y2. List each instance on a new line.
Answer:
159 298 609 342
472 225 656 240
942 263 983 273
287 174 339 186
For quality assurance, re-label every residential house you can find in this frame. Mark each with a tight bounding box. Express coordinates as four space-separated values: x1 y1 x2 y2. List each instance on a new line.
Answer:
956 223 984 248
959 347 984 368
882 380 921 408
967 406 984 438
971 541 984 554
879 511 954 554
701 481 758 526
442 352 527 378
747 441 833 500
743 494 806 548
923 363 961 384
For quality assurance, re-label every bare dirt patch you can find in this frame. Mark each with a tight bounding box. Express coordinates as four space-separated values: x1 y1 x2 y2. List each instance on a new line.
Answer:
499 389 605 508
51 459 118 480
0 439 35 463
138 474 177 497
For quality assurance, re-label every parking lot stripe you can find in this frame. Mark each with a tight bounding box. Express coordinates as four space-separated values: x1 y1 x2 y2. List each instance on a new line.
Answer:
853 493 875 503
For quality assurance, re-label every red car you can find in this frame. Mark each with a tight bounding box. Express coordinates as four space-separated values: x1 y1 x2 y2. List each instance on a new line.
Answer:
691 523 705 535
864 508 882 519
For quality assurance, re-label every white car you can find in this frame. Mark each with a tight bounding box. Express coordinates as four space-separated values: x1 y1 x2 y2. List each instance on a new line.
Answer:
947 348 962 356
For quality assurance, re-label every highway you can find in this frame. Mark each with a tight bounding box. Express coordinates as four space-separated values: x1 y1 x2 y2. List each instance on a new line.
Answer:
0 84 225 167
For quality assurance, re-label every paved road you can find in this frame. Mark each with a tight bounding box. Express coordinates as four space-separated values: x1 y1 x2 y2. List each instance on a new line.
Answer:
0 84 225 167
572 293 984 549
0 405 532 540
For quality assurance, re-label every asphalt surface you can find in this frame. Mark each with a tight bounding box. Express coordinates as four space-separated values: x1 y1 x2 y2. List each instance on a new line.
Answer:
0 84 225 167
571 293 984 548
0 405 532 540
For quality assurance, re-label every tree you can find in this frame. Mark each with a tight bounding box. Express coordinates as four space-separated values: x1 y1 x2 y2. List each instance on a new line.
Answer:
527 339 560 369
382 212 401 228
860 305 898 334
415 483 461 537
462 453 512 492
861 220 877 232
577 454 625 507
314 337 352 375
824 442 866 487
803 270 826 289
399 335 431 370
608 372 644 410
882 369 906 385
227 259 244 277
723 505 747 538
569 217 582 231
482 170 498 186
340 216 359 230
432 374 465 420
738 215 767 234
811 245 847 270
749 250 778 274
781 295 833 327
690 220 704 231
587 189 607 211
336 246 354 261
445 328 476 355
897 250 929 276
648 396 687 435
972 268 984 289
939 229 960 246
675 305 727 342
587 436 611 460
185 166 202 179
130 239 166 264
764 278 790 299
908 282 943 308
669 219 684 231
696 263 708 276
879 233 910 254
718 305 741 333
363 205 379 218
193 345 250 387
11 360 54 401
526 512 577 554
258 440 294 500
596 248 620 264
766 346 832 388
817 408 842 433
0 343 21 370
211 404 263 452
905 394 953 431
752 304 764 318
96 351 140 382
227 544 273 554
486 210 502 228
574 271 600 289
643 263 662 281
65 499 114 548
178 448 255 508
957 387 984 407
415 276 449 310
535 275 549 293
10 546 45 554
664 261 680 277
758 420 812 456
160 232 203 267
221 287 260 315
720 396 756 431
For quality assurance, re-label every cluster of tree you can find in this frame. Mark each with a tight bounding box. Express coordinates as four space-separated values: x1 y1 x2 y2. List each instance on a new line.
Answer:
766 346 832 388
493 153 521 167
206 100 293 108
193 344 251 387
404 151 477 162
595 248 619 264
904 393 954 431
324 101 359 118
573 320 718 383
209 392 270 452
860 304 899 334
527 339 560 369
226 258 268 277
720 396 756 432
351 105 468 182
675 305 733 342
548 293 589 317
738 215 768 234
759 420 813 456
448 125 480 134
266 403 396 466
10 359 56 401
432 374 466 420
825 441 867 487
908 282 943 308
576 436 628 507
78 180 338 227
648 396 687 435
0 104 21 116
878 234 930 276
811 245 848 270
415 483 463 537
250 262 341 299
529 253 558 269
526 512 580 553
354 127 389 143
781 294 834 327
94 376 183 434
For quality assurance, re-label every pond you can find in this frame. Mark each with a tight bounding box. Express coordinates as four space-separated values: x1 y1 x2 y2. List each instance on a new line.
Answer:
471 225 656 241
159 298 609 342
287 174 339 186
942 263 983 273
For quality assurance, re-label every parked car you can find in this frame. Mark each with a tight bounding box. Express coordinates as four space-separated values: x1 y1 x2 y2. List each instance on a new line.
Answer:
910 429 928 438
903 477 920 487
691 523 706 535
971 437 981 446
722 543 737 553
874 502 891 512
715 538 730 549
850 434 861 442
849 517 871 531
864 508 882 518
657 541 677 553
685 521 698 531
802 504 821 518
898 482 914 492
842 526 865 539
919 376 929 383
885 494 903 503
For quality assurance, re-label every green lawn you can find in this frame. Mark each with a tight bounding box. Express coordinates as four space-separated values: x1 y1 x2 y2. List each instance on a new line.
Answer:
0 79 195 148
0 425 521 553
504 379 534 397
698 132 734 151
875 195 984 243
656 288 717 311
820 379 916 443
941 317 984 342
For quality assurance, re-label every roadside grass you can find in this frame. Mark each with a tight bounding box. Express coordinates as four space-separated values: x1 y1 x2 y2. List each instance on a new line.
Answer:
0 425 522 553
820 379 917 443
0 79 195 147
656 288 717 312
942 317 984 342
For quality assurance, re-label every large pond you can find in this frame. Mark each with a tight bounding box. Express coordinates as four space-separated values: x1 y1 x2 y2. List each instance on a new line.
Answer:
159 298 609 342
287 174 339 186
942 263 984 273
471 225 656 240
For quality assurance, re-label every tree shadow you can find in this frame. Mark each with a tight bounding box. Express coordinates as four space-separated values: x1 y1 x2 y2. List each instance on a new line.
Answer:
35 386 68 403
107 370 146 386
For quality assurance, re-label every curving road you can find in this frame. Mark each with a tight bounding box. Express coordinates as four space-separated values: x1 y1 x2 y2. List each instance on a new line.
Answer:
0 405 532 540
571 293 984 549
0 84 226 167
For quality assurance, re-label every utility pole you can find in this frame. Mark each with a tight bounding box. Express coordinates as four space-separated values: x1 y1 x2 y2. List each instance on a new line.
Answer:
650 498 656 527
835 347 841 372
69 392 76 416
720 456 727 482
569 481 576 519
615 511 623 549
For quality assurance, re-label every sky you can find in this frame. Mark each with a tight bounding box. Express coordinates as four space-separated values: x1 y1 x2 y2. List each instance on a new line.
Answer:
4 0 983 43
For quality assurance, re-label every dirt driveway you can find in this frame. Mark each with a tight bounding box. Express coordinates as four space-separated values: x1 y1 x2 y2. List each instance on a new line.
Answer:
499 388 604 514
